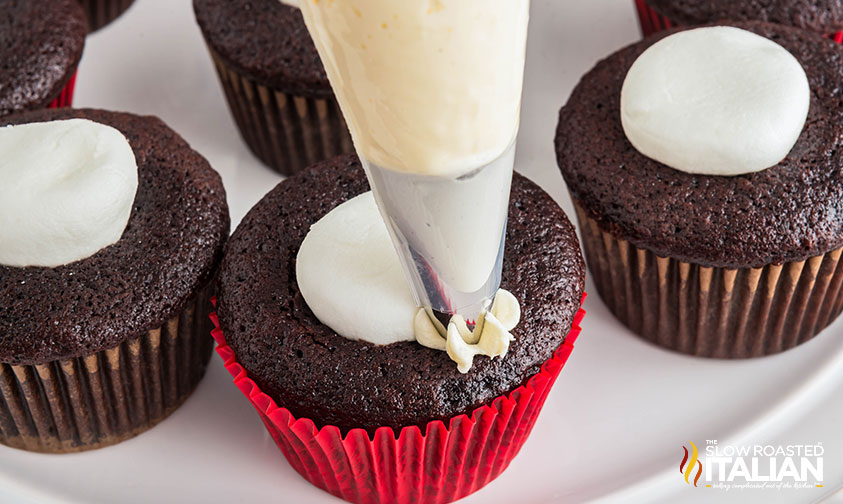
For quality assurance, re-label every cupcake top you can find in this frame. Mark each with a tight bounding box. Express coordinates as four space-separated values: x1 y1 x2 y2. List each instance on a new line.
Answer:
216 155 585 434
646 0 843 34
193 0 331 97
0 0 87 116
0 108 230 365
556 22 843 269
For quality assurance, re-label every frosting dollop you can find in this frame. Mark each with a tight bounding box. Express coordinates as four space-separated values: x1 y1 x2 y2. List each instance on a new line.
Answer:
620 26 810 176
295 190 522 372
0 119 138 268
296 192 417 345
414 289 520 374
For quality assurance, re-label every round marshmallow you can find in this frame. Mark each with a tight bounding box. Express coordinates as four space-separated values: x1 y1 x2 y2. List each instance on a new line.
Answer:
296 191 417 345
0 119 138 268
621 26 810 176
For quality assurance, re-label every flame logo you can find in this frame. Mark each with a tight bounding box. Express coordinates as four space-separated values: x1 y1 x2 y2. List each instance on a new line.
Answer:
680 441 703 487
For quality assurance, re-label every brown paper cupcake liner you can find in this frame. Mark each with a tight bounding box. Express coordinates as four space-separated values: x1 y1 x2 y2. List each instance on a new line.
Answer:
79 0 136 32
208 49 355 176
574 201 843 358
633 0 843 43
0 282 215 453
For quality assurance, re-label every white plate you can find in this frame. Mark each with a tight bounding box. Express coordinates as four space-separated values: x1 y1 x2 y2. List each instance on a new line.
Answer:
2 1 843 503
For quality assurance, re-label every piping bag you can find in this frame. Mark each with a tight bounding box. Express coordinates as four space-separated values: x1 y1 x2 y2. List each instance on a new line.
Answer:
298 0 530 330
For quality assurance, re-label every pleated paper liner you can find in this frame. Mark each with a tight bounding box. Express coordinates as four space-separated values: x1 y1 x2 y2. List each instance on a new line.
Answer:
79 0 136 32
46 71 77 110
633 0 674 37
207 49 355 176
633 0 843 43
574 201 843 358
0 282 215 453
210 295 586 504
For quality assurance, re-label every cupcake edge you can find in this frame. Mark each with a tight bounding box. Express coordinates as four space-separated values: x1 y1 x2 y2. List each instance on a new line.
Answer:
0 282 216 453
634 0 843 42
574 199 843 358
206 47 354 175
209 295 585 504
79 0 136 32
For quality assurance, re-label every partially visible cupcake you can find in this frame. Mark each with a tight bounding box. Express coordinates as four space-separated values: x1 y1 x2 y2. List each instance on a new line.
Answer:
213 156 585 503
557 22 843 358
193 0 353 175
634 0 843 42
79 0 136 32
0 108 230 452
0 0 86 117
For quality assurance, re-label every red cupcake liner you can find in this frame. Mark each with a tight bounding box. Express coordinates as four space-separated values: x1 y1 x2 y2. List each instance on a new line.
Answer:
210 295 586 504
47 71 77 109
633 0 843 43
633 0 674 37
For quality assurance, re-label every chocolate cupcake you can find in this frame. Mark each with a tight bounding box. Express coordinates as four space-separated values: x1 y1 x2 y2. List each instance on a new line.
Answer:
635 0 843 42
0 108 230 452
0 0 87 117
213 155 585 503
556 22 843 358
79 0 136 32
193 0 354 175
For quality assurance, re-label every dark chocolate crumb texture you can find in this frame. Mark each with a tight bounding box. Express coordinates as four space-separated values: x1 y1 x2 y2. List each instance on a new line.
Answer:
0 0 87 116
193 0 331 97
557 21 843 269
0 108 230 365
217 155 585 434
645 0 843 34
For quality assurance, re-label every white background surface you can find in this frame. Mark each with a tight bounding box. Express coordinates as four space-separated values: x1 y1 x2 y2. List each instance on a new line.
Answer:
2 0 843 503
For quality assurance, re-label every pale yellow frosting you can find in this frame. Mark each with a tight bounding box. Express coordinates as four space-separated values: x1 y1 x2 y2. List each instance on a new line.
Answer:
414 289 521 373
298 0 530 176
